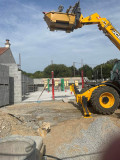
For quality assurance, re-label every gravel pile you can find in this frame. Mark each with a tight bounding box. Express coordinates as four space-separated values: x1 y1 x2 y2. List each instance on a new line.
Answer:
56 117 120 160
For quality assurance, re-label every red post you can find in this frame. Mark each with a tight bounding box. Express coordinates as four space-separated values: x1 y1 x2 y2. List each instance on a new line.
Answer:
81 70 84 88
51 71 55 100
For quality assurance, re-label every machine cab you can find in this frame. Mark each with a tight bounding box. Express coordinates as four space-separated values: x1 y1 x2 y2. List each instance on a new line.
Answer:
111 60 120 81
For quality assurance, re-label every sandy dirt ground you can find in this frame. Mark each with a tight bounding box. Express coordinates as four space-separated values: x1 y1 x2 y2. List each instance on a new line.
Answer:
1 100 120 159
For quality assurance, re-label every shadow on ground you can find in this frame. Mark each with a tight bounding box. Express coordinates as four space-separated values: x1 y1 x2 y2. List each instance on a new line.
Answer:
69 101 97 117
115 113 120 119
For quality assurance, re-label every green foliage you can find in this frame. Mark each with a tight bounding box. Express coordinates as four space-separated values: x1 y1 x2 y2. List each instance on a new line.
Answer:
93 59 118 79
43 64 72 78
79 65 93 79
69 66 79 77
106 59 118 65
21 58 118 79
33 71 44 78
21 70 34 78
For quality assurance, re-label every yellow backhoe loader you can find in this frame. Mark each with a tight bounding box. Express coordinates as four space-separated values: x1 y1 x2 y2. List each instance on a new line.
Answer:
43 1 120 117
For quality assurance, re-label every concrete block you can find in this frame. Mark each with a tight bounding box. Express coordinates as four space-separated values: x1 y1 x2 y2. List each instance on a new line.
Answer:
0 64 33 104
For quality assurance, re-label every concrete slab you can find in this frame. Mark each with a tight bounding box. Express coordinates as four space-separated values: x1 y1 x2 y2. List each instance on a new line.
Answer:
22 89 76 102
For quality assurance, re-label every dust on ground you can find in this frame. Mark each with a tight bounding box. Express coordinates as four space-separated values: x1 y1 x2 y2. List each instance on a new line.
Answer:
0 100 120 159
0 100 83 138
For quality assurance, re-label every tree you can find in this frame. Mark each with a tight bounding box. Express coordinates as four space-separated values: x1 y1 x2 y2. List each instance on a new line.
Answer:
69 66 79 77
43 64 72 78
33 71 44 78
93 59 118 79
21 58 118 79
21 70 34 78
79 65 93 79
93 65 102 80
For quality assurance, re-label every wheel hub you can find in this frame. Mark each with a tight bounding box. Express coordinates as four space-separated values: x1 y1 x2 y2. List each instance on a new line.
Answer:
99 92 115 108
102 97 109 104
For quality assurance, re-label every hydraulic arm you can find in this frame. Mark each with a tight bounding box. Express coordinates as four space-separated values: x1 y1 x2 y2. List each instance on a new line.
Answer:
78 13 120 50
43 1 120 50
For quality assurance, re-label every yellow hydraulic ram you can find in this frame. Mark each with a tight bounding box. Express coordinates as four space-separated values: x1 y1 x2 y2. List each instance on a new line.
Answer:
70 84 105 118
43 1 120 50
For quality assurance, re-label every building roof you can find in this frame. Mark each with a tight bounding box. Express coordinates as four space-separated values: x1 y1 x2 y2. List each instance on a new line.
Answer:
0 47 9 55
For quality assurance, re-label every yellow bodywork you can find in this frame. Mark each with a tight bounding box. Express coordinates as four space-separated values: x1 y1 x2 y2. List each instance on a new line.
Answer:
99 92 115 108
77 13 120 50
44 10 120 50
44 12 76 33
70 84 106 104
70 84 116 117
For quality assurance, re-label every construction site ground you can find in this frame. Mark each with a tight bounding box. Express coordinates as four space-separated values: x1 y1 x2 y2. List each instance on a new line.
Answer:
1 90 120 160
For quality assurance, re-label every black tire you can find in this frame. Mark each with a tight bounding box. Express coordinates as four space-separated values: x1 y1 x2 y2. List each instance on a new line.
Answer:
79 86 92 94
90 86 119 115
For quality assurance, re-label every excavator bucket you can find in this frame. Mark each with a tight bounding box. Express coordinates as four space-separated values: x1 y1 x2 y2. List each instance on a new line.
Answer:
43 1 81 33
43 12 76 33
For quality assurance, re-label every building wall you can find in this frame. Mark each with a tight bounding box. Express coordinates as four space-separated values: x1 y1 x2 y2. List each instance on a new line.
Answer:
0 49 16 64
1 63 22 104
34 77 89 85
34 77 89 91
8 64 22 104
0 64 9 106
22 74 34 96
0 48 22 104
0 47 35 104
